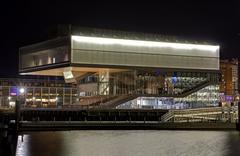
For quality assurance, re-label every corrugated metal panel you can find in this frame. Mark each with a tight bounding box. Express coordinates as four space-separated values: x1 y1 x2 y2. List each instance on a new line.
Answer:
71 37 219 70
72 49 219 70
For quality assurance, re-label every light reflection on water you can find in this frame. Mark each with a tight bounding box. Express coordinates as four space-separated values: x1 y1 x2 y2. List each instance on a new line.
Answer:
16 130 240 156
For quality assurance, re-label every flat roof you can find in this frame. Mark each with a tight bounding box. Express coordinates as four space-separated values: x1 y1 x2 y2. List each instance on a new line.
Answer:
71 35 219 52
70 26 219 45
20 26 219 52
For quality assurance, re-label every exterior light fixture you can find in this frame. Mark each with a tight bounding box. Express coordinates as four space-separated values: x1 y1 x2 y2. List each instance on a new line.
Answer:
72 35 219 52
19 88 25 94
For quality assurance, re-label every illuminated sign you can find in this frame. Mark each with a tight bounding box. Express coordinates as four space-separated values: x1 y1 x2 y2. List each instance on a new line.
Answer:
10 86 17 96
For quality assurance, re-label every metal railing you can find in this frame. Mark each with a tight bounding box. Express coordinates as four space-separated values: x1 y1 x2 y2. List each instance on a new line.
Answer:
161 107 238 123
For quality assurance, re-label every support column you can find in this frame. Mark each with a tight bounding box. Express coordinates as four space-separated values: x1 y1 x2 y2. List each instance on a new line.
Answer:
48 87 50 106
55 88 57 107
70 88 72 105
63 88 65 106
40 87 42 107
113 76 116 96
134 70 137 94
98 71 109 95
237 102 240 130
33 87 35 106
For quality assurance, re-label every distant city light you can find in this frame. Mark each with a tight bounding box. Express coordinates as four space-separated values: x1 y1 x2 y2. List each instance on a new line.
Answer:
19 88 25 94
72 35 219 52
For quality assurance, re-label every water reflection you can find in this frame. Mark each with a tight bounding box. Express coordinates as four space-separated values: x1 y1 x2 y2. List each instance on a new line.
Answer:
225 132 240 156
16 132 64 156
0 132 17 156
16 130 240 156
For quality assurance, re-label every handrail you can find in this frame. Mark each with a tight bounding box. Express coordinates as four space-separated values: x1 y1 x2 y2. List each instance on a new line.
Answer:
161 107 232 122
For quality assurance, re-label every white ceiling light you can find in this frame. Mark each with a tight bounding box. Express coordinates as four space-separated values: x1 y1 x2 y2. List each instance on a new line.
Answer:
72 35 219 52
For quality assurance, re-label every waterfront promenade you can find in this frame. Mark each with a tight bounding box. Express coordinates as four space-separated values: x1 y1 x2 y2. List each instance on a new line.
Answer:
0 105 238 156
0 105 238 132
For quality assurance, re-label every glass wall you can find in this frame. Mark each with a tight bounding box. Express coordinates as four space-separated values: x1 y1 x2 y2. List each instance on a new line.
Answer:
20 46 69 69
174 85 220 108
0 86 78 108
117 85 220 109
0 78 77 108
107 70 218 96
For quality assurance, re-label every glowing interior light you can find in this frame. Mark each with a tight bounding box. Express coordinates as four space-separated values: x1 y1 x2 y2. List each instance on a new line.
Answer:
32 97 36 100
19 88 25 94
9 101 16 107
72 35 219 52
8 96 11 100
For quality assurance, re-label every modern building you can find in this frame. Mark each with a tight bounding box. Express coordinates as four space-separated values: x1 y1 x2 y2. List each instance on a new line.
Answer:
19 26 220 109
0 76 78 108
220 59 239 105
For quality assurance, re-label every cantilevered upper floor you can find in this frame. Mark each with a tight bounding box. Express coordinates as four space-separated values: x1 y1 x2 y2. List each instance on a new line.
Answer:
19 27 220 79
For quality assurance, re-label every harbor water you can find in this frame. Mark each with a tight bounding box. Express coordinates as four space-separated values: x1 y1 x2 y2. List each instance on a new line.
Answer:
16 130 240 156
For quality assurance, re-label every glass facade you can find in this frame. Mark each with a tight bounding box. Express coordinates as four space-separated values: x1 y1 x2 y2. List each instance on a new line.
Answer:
79 70 219 96
77 70 220 109
19 37 70 72
117 85 220 109
0 78 77 108
18 29 220 109
20 46 69 69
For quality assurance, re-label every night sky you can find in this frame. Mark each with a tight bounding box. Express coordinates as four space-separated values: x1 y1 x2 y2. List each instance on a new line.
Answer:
0 1 240 76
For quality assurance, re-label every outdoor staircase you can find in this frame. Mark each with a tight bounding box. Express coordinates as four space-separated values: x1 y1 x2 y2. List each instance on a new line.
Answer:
76 72 95 82
98 94 139 109
160 107 233 123
177 80 211 98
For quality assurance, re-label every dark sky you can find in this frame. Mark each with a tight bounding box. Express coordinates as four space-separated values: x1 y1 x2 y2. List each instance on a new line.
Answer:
0 1 240 76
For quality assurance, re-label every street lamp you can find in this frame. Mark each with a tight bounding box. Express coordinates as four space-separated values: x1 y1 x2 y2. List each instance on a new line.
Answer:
19 88 25 94
18 87 26 108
